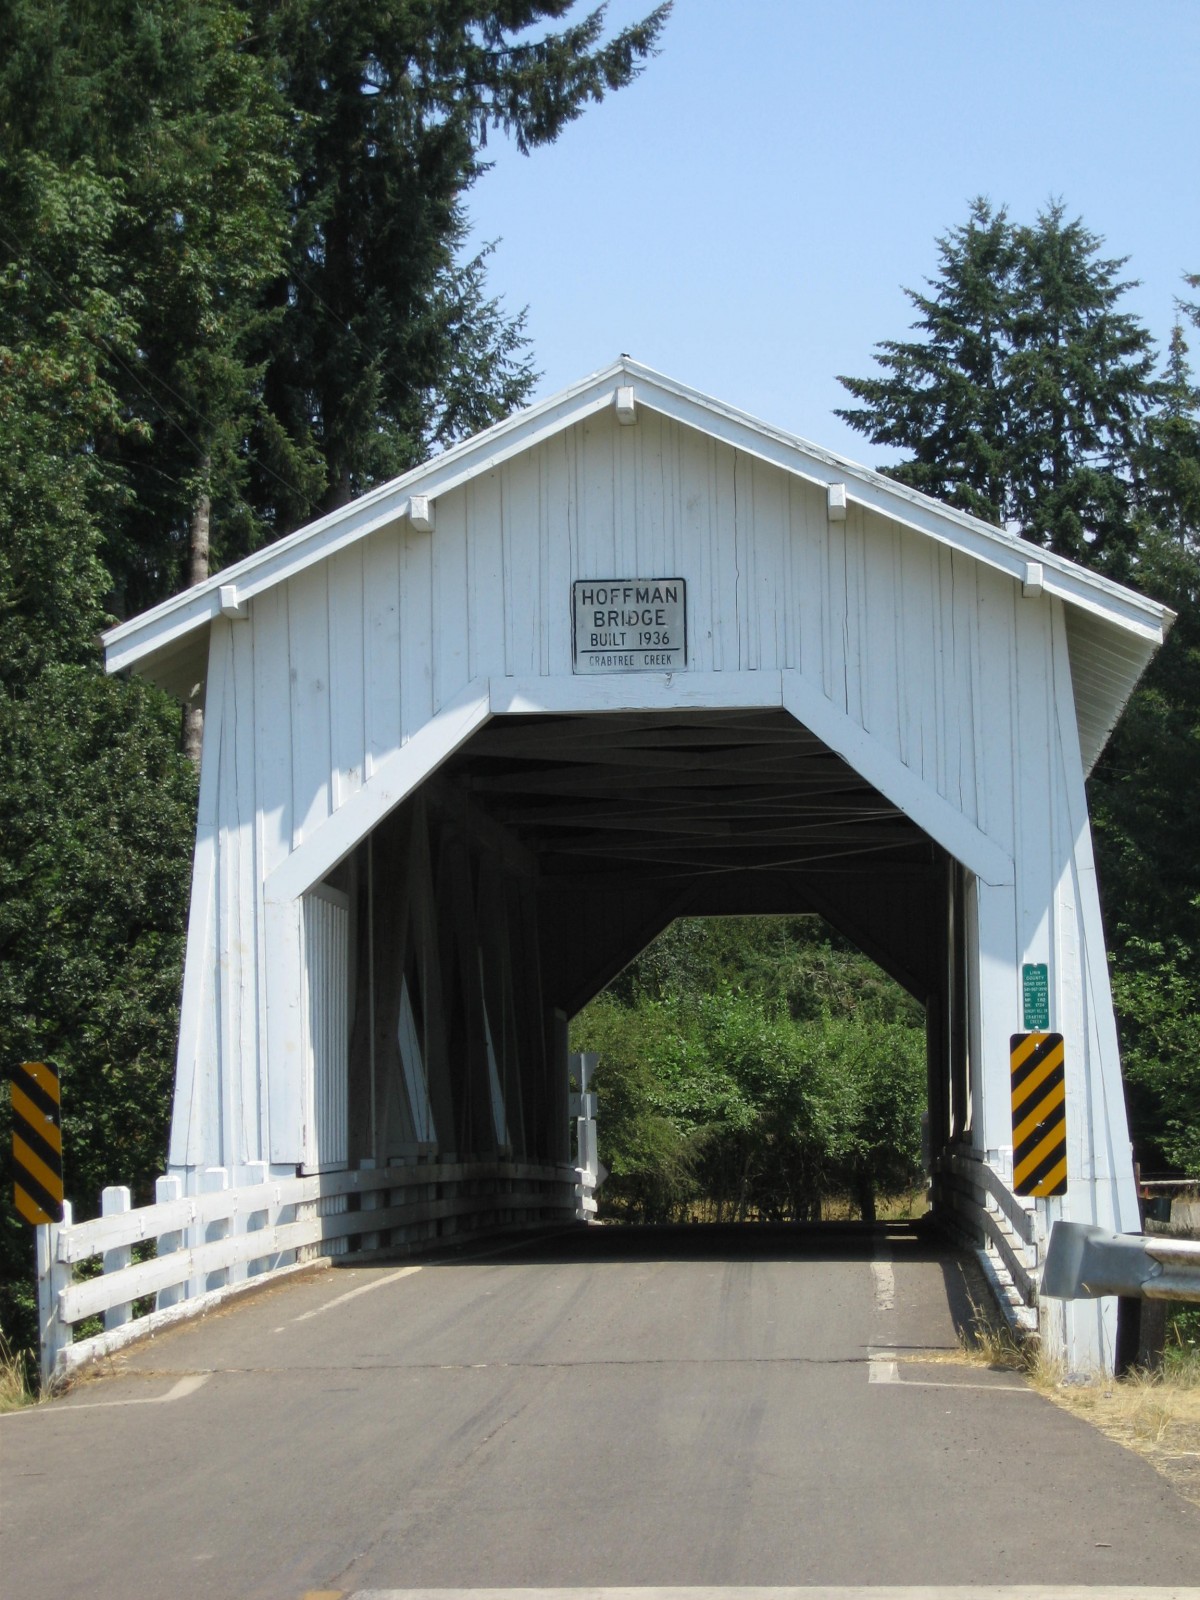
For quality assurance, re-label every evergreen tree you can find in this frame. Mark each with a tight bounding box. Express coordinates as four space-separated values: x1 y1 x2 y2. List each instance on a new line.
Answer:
1135 321 1200 543
1 1 670 601
242 0 670 526
1004 205 1157 574
0 0 304 616
835 198 1015 523
1088 288 1200 1174
837 200 1157 576
0 155 130 686
842 217 1200 1173
0 1 672 1361
0 155 197 1356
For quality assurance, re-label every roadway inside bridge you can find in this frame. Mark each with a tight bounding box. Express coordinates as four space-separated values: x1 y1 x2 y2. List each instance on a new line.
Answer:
3 1225 1198 1598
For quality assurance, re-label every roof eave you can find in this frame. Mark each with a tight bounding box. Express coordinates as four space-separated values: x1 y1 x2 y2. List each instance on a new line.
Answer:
103 355 1173 687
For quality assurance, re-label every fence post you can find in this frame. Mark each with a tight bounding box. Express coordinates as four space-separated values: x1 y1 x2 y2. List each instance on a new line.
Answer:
101 1186 133 1330
199 1167 230 1295
155 1174 185 1310
359 1158 381 1252
234 1162 268 1279
36 1201 72 1391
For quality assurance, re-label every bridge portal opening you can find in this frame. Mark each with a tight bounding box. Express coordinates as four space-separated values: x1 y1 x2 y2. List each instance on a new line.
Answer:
569 913 930 1228
335 706 976 1235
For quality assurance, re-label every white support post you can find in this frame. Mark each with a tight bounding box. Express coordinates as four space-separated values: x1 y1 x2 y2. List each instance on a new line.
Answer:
36 1201 72 1391
155 1174 185 1309
359 1158 381 1251
199 1166 230 1294
968 877 1020 1154
233 1162 268 1280
101 1186 133 1331
571 1052 600 1219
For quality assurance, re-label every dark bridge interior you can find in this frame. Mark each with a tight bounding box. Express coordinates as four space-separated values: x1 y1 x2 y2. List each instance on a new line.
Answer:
345 707 972 1182
431 708 971 1160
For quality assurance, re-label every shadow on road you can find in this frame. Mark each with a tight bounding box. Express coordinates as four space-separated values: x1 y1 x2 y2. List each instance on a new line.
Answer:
361 1216 950 1268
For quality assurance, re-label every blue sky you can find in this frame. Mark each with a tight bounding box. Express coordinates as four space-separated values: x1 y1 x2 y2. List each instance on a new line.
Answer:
466 0 1200 466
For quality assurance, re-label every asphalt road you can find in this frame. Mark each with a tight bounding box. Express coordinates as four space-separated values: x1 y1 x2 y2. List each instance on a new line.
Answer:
3 1222 1199 1600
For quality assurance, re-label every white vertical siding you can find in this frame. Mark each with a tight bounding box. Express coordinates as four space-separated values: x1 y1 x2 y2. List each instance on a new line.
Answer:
227 401 1126 884
301 886 349 1171
327 544 366 810
182 402 1126 1198
362 523 401 782
400 522 434 730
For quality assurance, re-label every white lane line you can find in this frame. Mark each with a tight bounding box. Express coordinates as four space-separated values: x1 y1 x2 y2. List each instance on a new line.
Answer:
867 1350 899 1384
866 1348 1033 1394
292 1265 422 1324
344 1587 1200 1599
870 1258 895 1313
1 1373 213 1416
870 1231 895 1314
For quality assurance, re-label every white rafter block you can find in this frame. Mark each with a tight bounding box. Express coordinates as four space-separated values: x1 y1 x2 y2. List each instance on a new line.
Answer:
1023 561 1045 598
614 385 637 425
827 482 848 521
218 584 246 619
408 494 435 533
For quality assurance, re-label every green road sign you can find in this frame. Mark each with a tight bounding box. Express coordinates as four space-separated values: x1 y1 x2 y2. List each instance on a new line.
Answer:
1022 963 1050 1031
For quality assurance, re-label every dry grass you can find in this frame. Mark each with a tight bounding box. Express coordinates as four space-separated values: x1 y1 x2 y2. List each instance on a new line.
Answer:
822 1187 930 1222
1036 1358 1200 1507
924 1282 1200 1508
0 1332 37 1413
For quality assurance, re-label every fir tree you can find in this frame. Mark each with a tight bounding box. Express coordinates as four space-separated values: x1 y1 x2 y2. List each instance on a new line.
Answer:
242 1 670 525
1088 288 1200 1173
837 199 1157 576
835 197 1015 523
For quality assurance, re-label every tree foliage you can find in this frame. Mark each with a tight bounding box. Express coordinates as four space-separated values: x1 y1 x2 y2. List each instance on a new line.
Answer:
0 669 197 1351
241 0 668 528
1 1 670 610
0 0 670 1360
1088 290 1200 1174
842 209 1200 1174
0 140 200 1351
572 918 928 1224
837 198 1157 575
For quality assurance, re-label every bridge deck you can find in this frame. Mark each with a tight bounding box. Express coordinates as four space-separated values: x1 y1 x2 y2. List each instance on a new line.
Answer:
2 1223 1197 1599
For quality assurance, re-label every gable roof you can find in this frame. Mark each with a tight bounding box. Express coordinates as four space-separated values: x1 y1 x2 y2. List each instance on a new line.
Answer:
102 356 1171 770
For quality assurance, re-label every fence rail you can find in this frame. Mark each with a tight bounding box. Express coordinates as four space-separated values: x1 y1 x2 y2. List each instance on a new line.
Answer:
37 1157 583 1387
932 1144 1041 1331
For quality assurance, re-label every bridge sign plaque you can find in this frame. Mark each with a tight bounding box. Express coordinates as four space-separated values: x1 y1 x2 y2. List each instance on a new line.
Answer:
572 579 686 673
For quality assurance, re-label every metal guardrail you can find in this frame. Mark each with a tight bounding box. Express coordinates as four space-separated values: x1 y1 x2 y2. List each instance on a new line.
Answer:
35 1157 583 1388
1042 1221 1200 1303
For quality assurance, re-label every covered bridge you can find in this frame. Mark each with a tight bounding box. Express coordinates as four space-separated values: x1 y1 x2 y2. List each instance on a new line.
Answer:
103 358 1171 1368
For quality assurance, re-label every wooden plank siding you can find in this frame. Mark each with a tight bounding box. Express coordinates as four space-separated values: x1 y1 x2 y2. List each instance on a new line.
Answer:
205 409 1063 871
173 402 1139 1284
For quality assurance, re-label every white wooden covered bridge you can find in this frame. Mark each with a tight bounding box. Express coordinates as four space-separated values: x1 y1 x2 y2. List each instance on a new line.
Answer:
103 357 1171 1369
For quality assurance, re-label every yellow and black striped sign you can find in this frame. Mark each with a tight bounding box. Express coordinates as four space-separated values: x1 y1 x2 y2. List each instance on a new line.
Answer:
11 1061 64 1225
1010 1032 1066 1197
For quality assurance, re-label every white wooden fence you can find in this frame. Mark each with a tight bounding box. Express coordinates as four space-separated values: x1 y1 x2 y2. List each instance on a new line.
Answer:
36 1158 582 1388
933 1143 1041 1333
